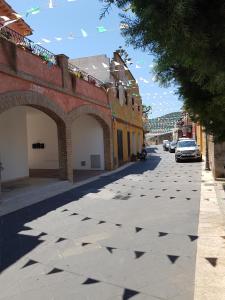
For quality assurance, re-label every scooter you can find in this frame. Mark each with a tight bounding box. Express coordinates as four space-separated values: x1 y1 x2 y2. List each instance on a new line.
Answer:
139 150 147 161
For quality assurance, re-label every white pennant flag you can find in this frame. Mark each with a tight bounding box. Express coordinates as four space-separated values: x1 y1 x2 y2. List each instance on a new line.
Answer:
81 29 88 38
102 63 108 68
0 16 10 21
42 38 51 43
49 0 54 8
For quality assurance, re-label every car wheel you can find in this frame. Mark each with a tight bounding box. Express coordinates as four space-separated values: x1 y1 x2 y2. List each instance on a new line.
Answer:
175 157 180 162
197 156 202 162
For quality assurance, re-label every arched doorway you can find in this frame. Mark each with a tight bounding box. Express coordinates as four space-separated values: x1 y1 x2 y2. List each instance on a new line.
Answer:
0 91 70 191
68 105 112 181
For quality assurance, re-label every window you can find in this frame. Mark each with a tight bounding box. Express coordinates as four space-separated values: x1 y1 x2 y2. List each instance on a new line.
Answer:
116 87 119 99
138 105 140 111
132 97 134 105
125 90 128 105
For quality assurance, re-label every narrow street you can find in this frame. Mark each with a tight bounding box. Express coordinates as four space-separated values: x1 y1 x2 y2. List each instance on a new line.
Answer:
0 146 222 300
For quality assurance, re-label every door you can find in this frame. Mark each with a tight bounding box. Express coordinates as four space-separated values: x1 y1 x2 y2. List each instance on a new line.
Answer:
117 129 123 164
127 131 131 158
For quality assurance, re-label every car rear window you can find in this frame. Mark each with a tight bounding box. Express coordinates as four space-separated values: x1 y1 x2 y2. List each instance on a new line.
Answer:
178 140 196 147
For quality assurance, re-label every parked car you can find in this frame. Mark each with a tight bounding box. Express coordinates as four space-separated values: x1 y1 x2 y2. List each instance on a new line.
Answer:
163 140 170 151
178 137 191 141
175 139 202 162
169 141 177 153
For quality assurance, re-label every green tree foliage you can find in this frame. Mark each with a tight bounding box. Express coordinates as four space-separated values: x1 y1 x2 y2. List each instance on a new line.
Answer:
142 104 151 116
115 46 133 65
100 0 225 141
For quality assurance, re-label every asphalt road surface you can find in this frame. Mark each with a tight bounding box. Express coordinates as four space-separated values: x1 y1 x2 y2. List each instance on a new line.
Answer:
0 146 203 300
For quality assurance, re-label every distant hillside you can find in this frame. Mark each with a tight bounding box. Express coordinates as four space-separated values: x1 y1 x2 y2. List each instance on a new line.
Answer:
149 111 182 132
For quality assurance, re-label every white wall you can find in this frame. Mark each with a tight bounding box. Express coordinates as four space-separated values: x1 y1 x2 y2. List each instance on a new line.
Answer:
27 108 59 169
0 107 29 182
70 55 111 83
72 115 105 170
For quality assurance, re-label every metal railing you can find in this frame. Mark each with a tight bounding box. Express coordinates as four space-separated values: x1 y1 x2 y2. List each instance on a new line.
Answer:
68 62 104 88
0 24 56 64
0 24 104 88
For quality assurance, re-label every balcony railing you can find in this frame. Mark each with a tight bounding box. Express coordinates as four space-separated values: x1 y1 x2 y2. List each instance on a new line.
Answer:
0 24 104 88
0 24 56 64
68 62 104 87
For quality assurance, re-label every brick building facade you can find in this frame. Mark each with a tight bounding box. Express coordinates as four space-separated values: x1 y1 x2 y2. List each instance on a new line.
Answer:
0 4 114 186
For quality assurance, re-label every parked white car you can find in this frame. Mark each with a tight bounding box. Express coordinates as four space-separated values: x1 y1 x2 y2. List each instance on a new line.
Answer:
163 140 170 151
175 139 202 162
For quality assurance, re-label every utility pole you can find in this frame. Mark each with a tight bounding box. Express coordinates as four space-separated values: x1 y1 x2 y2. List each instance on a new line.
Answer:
205 132 210 171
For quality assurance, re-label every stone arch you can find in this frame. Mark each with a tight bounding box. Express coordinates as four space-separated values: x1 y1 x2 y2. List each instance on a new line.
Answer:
68 105 113 171
0 91 71 181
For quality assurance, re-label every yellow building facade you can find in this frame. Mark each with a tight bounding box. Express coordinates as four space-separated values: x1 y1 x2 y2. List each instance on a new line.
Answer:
196 123 206 156
109 52 144 167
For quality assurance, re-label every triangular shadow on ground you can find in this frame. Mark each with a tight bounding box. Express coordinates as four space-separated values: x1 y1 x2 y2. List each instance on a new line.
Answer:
0 147 161 272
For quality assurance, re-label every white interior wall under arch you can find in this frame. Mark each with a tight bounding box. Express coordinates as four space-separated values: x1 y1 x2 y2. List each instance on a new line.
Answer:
72 115 105 170
27 107 59 169
0 107 29 182
0 106 59 183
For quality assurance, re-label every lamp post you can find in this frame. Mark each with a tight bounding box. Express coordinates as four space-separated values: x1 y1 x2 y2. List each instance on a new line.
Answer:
205 132 210 171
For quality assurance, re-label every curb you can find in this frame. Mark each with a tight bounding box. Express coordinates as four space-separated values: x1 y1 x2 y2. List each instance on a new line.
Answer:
0 162 135 216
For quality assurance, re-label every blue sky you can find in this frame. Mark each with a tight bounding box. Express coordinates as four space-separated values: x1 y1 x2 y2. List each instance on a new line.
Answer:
7 0 182 118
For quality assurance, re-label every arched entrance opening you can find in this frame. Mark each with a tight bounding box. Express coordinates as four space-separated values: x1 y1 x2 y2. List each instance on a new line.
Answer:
0 91 69 195
69 106 112 182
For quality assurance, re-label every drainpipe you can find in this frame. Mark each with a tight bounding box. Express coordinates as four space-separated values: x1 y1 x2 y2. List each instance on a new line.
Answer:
205 132 210 171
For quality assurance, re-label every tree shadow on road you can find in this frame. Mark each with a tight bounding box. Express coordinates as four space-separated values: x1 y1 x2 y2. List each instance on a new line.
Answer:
0 147 161 273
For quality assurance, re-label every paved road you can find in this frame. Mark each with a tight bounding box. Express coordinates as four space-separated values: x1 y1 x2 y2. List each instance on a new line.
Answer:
0 146 203 300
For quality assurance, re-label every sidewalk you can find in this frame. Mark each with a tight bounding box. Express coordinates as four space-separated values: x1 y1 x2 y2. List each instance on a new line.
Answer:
194 167 225 299
0 163 134 217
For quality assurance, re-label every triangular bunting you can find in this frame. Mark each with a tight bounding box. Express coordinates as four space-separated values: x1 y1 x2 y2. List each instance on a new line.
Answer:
115 224 122 227
159 232 168 237
134 251 145 259
62 209 68 212
135 227 143 233
47 268 63 275
82 242 91 247
106 246 117 254
188 235 198 242
70 213 78 216
122 288 140 300
82 278 100 285
170 197 176 199
81 217 91 221
186 198 191 200
22 259 38 268
205 257 217 267
56 237 67 243
167 255 179 264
